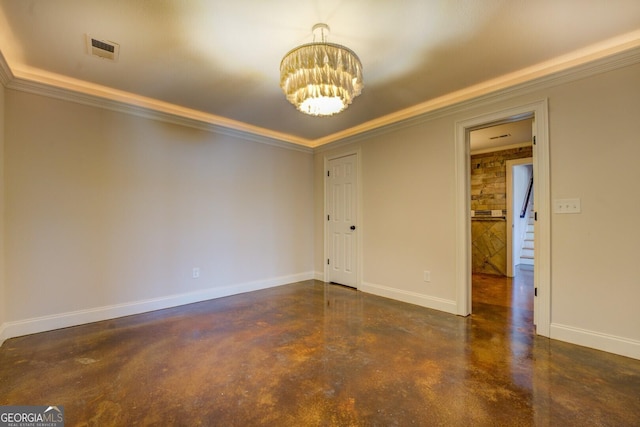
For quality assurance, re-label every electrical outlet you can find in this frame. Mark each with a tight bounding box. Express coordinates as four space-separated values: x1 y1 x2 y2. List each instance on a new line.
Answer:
192 267 200 279
423 271 431 282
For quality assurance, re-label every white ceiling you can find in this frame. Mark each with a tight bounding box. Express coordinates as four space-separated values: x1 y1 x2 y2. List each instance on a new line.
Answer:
0 1 639 147
470 118 533 153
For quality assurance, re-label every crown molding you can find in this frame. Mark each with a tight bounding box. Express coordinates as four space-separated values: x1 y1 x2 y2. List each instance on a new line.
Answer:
0 49 12 86
311 31 640 148
1 30 639 152
6 66 314 153
315 40 640 152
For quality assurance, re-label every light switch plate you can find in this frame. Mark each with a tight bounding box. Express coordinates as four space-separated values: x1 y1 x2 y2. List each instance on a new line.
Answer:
553 198 581 214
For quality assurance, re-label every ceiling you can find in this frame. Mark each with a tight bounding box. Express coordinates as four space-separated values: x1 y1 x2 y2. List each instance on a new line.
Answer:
470 118 532 153
0 1 639 148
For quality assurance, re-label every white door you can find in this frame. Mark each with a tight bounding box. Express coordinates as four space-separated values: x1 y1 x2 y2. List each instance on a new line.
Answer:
326 154 358 287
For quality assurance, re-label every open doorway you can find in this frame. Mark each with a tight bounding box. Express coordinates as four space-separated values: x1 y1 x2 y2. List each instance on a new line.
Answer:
506 159 534 276
469 119 534 323
469 118 533 277
454 100 550 337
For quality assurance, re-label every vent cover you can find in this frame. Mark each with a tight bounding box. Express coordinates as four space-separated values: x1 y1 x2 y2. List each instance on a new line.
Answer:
86 34 119 61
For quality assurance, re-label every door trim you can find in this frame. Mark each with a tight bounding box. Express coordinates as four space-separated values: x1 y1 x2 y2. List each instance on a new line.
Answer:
455 99 550 337
323 149 363 288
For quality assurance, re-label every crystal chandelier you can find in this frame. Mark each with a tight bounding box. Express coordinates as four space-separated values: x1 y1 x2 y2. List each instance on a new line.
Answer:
280 23 363 117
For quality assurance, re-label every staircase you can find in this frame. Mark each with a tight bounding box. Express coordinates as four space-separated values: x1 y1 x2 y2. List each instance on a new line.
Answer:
520 205 535 265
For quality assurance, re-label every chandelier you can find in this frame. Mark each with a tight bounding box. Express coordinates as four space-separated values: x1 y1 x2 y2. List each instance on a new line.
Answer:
280 23 363 117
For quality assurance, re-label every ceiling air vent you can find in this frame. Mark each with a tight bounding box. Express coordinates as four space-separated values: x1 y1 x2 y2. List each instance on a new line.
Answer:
86 34 119 61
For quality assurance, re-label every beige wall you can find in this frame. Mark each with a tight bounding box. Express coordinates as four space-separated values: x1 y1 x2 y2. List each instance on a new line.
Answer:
3 90 314 333
546 62 640 342
315 61 640 356
316 118 458 310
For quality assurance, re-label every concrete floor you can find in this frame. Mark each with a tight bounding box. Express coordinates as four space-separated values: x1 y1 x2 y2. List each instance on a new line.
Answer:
1 270 639 425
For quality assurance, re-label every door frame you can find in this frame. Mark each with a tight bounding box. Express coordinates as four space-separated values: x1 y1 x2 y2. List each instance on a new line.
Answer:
455 99 550 337
323 149 363 288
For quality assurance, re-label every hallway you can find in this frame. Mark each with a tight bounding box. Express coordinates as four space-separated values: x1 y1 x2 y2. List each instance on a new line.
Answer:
1 274 639 425
472 265 534 334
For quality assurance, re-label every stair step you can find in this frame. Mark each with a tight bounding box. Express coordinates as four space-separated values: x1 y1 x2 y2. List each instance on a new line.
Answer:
519 256 534 265
520 203 535 265
519 203 535 262
521 248 534 258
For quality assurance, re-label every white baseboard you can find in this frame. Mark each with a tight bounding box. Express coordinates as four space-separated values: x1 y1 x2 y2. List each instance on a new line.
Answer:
550 323 640 360
0 323 6 347
314 271 325 281
359 281 457 315
0 271 314 347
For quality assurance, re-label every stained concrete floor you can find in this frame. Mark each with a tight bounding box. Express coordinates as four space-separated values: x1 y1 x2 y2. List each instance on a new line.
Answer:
1 271 639 426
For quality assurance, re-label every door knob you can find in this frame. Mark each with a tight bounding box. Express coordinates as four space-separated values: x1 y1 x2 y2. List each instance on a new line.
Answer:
350 225 356 230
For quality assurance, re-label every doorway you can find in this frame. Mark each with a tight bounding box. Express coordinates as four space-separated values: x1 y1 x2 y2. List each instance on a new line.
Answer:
454 100 550 337
506 159 534 277
469 119 533 277
469 119 535 325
